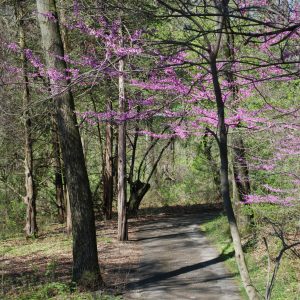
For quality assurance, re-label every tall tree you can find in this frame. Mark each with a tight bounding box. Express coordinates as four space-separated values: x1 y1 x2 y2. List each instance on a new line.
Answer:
223 27 253 226
210 52 259 300
202 129 221 200
117 23 128 241
36 0 102 286
51 117 65 223
16 1 38 237
103 97 114 220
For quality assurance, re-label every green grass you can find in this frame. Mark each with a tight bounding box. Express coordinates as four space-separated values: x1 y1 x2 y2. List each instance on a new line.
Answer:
1 238 71 257
200 214 300 300
0 234 72 258
1 282 122 300
0 232 112 259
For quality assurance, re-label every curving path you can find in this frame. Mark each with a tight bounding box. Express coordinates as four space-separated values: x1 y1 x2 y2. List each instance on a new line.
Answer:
126 213 241 300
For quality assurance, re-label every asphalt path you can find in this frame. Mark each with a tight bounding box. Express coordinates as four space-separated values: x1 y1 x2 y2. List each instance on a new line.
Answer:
126 213 241 300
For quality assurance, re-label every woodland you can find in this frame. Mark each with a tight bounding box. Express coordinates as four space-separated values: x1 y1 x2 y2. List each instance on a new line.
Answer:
0 0 299 299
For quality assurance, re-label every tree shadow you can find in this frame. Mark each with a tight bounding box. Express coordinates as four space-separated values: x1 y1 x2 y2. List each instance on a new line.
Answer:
127 250 236 290
135 231 195 242
136 202 223 218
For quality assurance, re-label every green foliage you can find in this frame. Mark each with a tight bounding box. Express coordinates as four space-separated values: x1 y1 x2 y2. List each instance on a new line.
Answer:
16 282 69 300
45 260 59 281
0 193 26 240
0 234 72 258
3 282 122 300
144 139 220 207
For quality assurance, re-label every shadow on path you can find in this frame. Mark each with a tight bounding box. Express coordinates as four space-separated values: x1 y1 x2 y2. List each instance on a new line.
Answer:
127 251 235 289
125 213 241 300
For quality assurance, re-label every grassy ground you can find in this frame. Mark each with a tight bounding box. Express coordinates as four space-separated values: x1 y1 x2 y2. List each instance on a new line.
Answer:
1 204 299 299
200 213 300 300
0 203 221 300
0 219 141 300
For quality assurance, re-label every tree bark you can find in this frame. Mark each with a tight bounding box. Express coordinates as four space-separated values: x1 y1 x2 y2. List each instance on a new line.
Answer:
16 1 38 238
231 133 254 228
103 100 114 220
36 0 102 287
203 129 222 200
117 23 128 241
128 180 150 217
210 57 259 300
223 25 253 227
56 0 70 53
148 121 159 187
232 133 251 201
65 182 72 235
51 117 65 223
128 137 172 216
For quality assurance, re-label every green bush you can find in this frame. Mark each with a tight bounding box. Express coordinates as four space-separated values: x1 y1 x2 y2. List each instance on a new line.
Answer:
0 194 26 240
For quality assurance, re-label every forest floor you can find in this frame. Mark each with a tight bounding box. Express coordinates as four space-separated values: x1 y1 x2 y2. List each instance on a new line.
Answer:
0 205 237 300
0 204 242 299
0 216 141 299
1 205 299 299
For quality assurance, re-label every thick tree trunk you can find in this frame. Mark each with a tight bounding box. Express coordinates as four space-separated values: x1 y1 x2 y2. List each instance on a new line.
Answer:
51 117 65 223
210 58 259 300
56 0 70 53
17 2 38 238
117 51 128 241
103 100 113 220
36 0 101 287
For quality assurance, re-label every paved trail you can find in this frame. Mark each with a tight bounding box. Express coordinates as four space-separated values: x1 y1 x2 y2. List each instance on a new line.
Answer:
126 213 241 300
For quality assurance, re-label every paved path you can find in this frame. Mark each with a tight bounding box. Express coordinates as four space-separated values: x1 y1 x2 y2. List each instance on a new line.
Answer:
126 214 241 300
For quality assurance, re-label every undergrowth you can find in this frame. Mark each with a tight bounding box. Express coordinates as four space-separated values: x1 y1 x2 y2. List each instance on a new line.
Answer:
1 281 122 300
200 211 300 300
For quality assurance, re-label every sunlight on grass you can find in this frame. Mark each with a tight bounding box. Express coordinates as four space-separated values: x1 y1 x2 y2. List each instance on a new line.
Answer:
2 281 122 300
0 229 113 259
0 236 72 258
200 214 300 300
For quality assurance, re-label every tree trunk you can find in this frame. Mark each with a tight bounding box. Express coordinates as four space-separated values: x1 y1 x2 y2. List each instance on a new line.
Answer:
148 121 159 187
128 180 150 217
103 100 113 220
210 57 259 300
117 24 128 241
129 135 172 216
231 133 254 228
56 0 70 53
36 0 102 287
51 117 65 223
223 28 253 228
203 130 222 200
65 185 72 235
60 160 71 234
17 1 38 238
232 133 251 201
